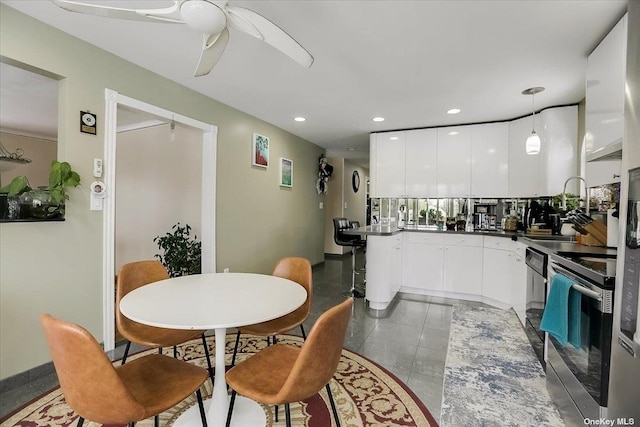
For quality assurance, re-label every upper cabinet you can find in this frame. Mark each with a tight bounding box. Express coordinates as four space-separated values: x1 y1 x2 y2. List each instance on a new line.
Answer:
370 132 406 197
471 122 509 198
370 106 577 198
585 14 627 160
437 126 472 197
405 129 438 197
585 14 626 185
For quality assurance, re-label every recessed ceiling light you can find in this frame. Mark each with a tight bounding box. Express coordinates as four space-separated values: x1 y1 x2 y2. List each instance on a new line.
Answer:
294 116 306 122
448 131 459 136
372 117 385 122
347 147 356 151
446 108 461 115
390 136 399 140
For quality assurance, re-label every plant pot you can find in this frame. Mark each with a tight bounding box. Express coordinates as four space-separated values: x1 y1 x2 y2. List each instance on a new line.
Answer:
19 188 64 219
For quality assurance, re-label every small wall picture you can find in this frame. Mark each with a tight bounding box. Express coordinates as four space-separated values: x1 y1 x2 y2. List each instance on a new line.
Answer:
252 133 269 168
280 158 293 187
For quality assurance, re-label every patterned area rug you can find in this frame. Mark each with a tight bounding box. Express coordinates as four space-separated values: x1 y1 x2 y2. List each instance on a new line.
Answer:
440 304 564 427
2 334 438 427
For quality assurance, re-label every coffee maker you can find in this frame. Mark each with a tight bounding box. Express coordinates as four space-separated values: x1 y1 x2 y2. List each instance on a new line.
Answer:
474 203 497 230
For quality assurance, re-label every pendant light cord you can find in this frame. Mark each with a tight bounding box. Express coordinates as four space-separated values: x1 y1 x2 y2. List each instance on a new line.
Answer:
531 93 536 133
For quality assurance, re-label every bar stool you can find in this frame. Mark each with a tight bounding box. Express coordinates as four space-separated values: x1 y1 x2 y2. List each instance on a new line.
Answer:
332 217 366 298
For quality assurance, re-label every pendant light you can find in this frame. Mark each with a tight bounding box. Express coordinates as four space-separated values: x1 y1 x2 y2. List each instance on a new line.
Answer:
521 87 545 155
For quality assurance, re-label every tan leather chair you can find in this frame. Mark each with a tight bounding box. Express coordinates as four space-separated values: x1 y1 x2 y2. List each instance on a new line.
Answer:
41 314 209 427
230 257 313 366
225 298 353 427
117 260 213 379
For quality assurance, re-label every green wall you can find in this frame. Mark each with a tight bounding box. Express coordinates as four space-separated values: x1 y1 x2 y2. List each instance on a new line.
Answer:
0 4 325 379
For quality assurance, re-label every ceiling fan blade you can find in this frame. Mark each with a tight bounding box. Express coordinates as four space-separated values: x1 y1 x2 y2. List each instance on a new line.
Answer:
51 0 184 24
194 28 229 77
227 6 314 68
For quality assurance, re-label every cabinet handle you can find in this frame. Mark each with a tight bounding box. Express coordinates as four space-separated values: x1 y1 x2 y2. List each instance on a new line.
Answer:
613 174 620 179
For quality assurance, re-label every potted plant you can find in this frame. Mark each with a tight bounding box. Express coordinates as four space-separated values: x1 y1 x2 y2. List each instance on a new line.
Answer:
154 223 202 278
0 161 81 219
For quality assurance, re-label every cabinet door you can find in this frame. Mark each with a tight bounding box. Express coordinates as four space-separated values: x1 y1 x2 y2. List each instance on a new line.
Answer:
586 160 622 187
371 132 406 197
443 245 483 295
482 248 511 305
540 106 578 196
437 126 471 197
403 242 444 292
511 250 527 326
508 115 543 197
405 129 438 197
585 15 626 155
471 123 509 197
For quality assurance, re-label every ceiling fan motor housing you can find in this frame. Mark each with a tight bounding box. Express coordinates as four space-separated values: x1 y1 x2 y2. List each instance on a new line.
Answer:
180 0 227 35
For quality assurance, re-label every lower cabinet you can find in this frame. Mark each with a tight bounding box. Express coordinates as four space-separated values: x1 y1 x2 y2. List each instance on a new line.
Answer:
443 236 483 296
482 247 512 306
402 233 483 297
366 234 402 309
511 245 527 325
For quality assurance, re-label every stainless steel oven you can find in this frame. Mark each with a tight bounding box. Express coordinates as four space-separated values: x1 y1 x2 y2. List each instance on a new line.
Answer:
525 247 548 368
546 254 616 419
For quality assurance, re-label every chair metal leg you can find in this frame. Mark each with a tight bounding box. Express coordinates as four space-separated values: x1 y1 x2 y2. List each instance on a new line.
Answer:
285 403 292 427
347 247 365 299
158 347 163 355
326 383 341 427
275 404 279 422
200 333 214 380
231 330 241 367
173 345 178 358
196 389 208 427
76 417 84 427
121 341 132 364
154 415 159 427
300 324 306 340
225 390 237 427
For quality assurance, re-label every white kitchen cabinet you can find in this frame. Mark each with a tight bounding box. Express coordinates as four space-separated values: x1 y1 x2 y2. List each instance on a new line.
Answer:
370 132 406 197
511 242 528 326
508 114 543 197
508 107 577 197
443 235 484 296
471 123 509 197
539 106 578 196
585 15 626 157
366 234 402 309
405 129 438 197
482 247 512 306
437 126 471 197
586 160 622 187
402 232 444 292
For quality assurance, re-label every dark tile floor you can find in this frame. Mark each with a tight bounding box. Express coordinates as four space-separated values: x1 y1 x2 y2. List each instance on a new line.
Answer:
0 256 454 423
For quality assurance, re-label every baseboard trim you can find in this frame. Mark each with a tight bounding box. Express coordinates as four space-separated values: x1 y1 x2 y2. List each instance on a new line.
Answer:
0 361 55 395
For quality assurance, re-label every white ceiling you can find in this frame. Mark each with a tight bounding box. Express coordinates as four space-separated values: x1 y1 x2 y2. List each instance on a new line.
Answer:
0 0 628 167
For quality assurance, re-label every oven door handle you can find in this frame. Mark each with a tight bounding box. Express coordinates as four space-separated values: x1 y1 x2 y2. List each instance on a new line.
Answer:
548 261 614 314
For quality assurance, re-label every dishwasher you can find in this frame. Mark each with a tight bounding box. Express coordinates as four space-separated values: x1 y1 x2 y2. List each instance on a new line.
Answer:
524 246 548 368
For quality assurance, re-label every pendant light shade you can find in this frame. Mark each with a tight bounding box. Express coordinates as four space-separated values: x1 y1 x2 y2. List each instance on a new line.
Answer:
521 87 545 156
526 131 541 155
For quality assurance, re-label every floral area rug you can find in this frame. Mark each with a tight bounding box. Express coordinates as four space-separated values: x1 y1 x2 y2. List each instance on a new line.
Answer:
441 304 565 427
2 334 438 427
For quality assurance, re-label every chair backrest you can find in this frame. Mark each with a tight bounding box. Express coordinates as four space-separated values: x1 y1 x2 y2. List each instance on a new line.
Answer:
116 260 169 333
350 220 360 229
333 217 354 246
40 314 145 424
272 257 313 319
276 298 353 403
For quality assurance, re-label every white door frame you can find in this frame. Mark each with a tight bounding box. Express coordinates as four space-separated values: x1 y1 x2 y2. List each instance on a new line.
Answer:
102 89 217 351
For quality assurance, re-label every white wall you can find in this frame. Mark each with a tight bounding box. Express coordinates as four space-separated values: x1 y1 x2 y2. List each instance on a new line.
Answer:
114 123 202 273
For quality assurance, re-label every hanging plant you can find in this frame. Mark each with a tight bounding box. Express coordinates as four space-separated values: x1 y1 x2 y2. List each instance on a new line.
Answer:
154 223 202 278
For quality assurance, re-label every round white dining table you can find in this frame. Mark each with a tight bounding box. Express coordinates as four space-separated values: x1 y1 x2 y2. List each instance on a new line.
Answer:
119 272 307 427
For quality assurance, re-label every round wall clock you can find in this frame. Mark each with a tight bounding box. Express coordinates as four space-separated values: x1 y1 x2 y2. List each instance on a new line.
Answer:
352 170 360 193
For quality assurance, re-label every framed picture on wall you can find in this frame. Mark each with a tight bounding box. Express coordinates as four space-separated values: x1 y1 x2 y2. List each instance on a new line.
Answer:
280 158 293 187
252 133 269 168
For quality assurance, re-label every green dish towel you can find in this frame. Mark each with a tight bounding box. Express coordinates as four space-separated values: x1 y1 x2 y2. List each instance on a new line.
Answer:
540 273 581 348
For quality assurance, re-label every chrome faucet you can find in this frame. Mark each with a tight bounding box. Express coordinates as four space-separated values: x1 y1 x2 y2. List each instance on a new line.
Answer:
562 176 589 215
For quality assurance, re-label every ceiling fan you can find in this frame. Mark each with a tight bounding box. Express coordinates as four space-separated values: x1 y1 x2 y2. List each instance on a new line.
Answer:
51 0 314 76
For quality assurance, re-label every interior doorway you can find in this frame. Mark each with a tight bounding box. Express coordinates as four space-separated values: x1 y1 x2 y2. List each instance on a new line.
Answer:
102 90 217 351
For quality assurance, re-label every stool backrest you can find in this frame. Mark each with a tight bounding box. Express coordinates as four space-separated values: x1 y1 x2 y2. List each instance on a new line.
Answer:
333 217 353 246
